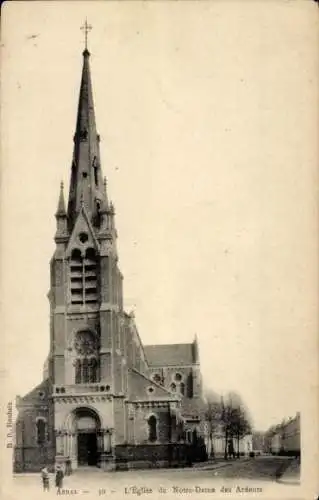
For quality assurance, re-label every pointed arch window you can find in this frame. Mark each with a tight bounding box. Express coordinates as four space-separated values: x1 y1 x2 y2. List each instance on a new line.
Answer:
74 330 100 384
148 415 157 442
70 247 98 305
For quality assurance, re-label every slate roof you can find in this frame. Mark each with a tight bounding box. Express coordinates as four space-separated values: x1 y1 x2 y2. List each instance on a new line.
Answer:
128 369 180 402
144 343 194 366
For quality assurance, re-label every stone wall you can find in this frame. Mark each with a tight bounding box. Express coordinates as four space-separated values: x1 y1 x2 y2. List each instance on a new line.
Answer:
14 445 55 472
132 406 172 444
147 366 195 398
114 443 193 470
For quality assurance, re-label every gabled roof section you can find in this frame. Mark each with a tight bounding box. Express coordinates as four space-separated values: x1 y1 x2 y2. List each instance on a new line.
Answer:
128 368 181 402
16 379 51 410
65 203 100 257
144 343 194 367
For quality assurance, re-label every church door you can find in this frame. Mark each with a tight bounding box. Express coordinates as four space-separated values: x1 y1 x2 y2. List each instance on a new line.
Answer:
77 432 98 466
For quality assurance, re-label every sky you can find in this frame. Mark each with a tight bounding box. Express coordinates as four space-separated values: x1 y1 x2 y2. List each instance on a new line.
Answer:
1 1 318 431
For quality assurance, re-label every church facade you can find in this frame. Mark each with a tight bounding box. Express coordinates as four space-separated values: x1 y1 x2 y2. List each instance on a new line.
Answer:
14 45 207 472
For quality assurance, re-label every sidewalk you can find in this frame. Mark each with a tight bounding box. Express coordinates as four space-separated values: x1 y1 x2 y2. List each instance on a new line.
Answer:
276 459 300 485
13 458 244 478
188 456 250 471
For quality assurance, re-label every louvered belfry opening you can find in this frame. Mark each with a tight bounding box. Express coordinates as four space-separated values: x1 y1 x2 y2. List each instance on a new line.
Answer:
84 248 98 304
70 247 99 305
70 248 84 304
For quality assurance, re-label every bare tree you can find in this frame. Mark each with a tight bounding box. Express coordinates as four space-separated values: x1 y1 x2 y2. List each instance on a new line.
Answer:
204 389 252 461
229 405 252 458
204 389 221 459
221 392 252 460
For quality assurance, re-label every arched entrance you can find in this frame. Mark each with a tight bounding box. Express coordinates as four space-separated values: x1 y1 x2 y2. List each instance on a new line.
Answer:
65 407 101 468
76 408 99 466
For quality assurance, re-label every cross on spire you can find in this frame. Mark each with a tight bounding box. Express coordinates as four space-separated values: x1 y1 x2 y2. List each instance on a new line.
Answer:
80 19 92 51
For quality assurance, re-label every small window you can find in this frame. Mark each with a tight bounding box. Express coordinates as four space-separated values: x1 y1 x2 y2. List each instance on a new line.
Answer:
180 382 185 395
175 373 182 382
152 373 162 385
93 156 98 186
36 419 46 445
79 232 88 243
148 415 157 442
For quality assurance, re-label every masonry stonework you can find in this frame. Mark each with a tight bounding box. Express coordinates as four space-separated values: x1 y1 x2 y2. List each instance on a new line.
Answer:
14 45 207 473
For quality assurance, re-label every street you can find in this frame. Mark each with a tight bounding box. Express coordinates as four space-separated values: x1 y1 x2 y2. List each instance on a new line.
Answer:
8 457 301 499
213 456 299 481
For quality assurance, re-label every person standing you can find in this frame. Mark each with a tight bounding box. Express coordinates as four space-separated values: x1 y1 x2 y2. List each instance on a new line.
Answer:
41 466 50 492
65 457 72 476
55 465 64 493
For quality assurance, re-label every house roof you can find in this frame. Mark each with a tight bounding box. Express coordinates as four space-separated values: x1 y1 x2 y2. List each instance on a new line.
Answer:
144 343 194 367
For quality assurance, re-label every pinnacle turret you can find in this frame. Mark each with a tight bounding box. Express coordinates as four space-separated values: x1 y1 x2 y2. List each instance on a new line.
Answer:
100 177 109 213
192 333 199 363
55 181 66 217
55 181 68 242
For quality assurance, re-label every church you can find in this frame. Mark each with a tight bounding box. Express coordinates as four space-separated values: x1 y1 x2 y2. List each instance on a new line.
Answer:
14 34 207 472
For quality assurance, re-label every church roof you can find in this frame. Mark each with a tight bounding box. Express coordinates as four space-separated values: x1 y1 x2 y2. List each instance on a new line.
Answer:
144 343 194 366
16 379 51 410
128 368 180 402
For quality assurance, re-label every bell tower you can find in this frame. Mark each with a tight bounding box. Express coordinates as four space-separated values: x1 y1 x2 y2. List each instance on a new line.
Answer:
48 23 126 468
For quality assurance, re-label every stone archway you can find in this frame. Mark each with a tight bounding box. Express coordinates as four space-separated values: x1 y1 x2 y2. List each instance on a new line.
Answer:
65 407 101 468
76 408 100 466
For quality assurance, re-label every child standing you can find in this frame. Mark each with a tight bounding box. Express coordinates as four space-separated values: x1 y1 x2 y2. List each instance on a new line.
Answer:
41 466 50 492
55 465 64 494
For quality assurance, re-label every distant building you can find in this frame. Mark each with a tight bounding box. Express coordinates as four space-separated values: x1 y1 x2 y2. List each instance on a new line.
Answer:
264 412 300 457
252 431 265 452
14 43 207 472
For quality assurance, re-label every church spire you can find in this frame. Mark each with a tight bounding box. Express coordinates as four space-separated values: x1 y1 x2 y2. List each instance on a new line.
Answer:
67 21 107 230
